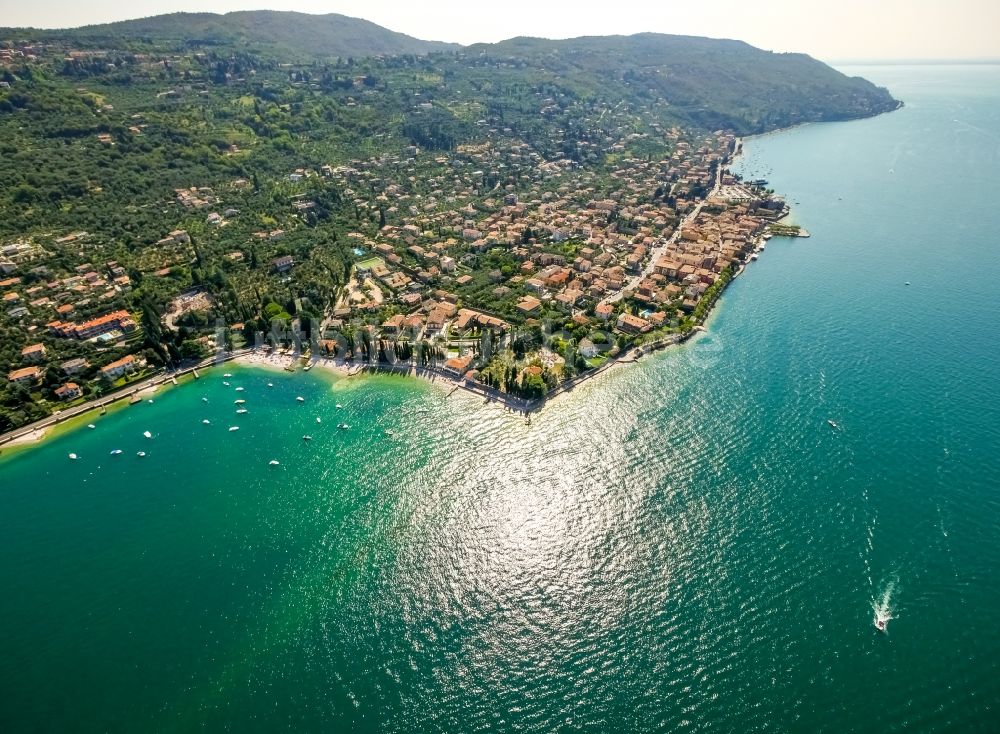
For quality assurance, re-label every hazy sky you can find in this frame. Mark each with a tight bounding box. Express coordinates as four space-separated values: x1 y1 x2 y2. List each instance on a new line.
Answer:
4 0 999 62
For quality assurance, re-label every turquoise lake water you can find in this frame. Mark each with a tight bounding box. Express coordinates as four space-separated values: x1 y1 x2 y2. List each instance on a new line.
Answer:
1 65 999 732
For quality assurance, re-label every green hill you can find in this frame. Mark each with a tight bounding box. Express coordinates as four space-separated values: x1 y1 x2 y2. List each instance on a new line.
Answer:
1 13 897 133
466 33 899 133
2 10 459 58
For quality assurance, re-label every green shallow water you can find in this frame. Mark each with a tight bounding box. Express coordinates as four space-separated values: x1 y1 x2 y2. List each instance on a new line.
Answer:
2 65 1000 732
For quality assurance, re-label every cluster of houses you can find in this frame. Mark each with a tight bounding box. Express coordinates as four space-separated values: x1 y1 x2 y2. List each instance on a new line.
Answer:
197 117 775 399
1 235 148 401
7 349 142 398
0 47 772 408
311 126 761 383
174 186 218 209
2 256 134 327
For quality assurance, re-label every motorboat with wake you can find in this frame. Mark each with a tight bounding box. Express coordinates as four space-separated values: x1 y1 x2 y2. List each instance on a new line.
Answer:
874 608 891 632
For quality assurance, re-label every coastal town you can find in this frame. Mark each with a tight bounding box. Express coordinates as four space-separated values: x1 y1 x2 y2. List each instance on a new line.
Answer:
0 37 801 436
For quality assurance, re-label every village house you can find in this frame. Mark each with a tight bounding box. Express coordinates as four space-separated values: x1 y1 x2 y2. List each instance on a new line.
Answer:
21 343 47 363
8 366 42 385
61 358 90 375
272 255 294 273
100 354 141 380
579 338 600 358
381 314 405 333
616 313 652 334
525 278 546 294
516 296 542 315
54 382 83 401
442 352 474 376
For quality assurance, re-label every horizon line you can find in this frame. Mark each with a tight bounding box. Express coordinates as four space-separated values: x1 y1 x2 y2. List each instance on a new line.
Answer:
1 10 998 65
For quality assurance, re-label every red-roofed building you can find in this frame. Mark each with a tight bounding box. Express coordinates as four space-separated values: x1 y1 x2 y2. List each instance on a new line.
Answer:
616 313 652 334
443 353 474 376
21 343 46 363
54 382 83 400
8 366 42 385
100 354 141 380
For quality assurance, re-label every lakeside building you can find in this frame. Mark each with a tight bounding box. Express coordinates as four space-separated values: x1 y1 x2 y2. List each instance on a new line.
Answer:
47 310 137 340
99 354 141 380
53 382 82 400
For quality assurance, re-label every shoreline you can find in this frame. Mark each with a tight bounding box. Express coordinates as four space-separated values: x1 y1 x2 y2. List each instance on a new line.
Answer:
0 145 786 455
0 325 713 456
0 354 239 453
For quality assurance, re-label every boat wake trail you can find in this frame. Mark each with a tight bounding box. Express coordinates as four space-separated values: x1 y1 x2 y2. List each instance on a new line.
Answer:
872 576 898 630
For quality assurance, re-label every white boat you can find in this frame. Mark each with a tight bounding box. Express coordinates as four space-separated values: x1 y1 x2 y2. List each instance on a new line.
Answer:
335 403 343 409
302 435 312 441
223 381 230 386
827 419 839 429
110 449 123 455
337 423 350 430
234 399 246 404
87 424 96 429
143 430 152 439
269 459 280 466
875 614 888 632
749 253 758 261
223 373 232 378
267 383 274 388
316 417 322 424
229 426 239 432
68 453 78 460
202 419 211 424
137 451 146 457
202 397 209 402
235 387 244 392
236 409 248 414
296 396 305 402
